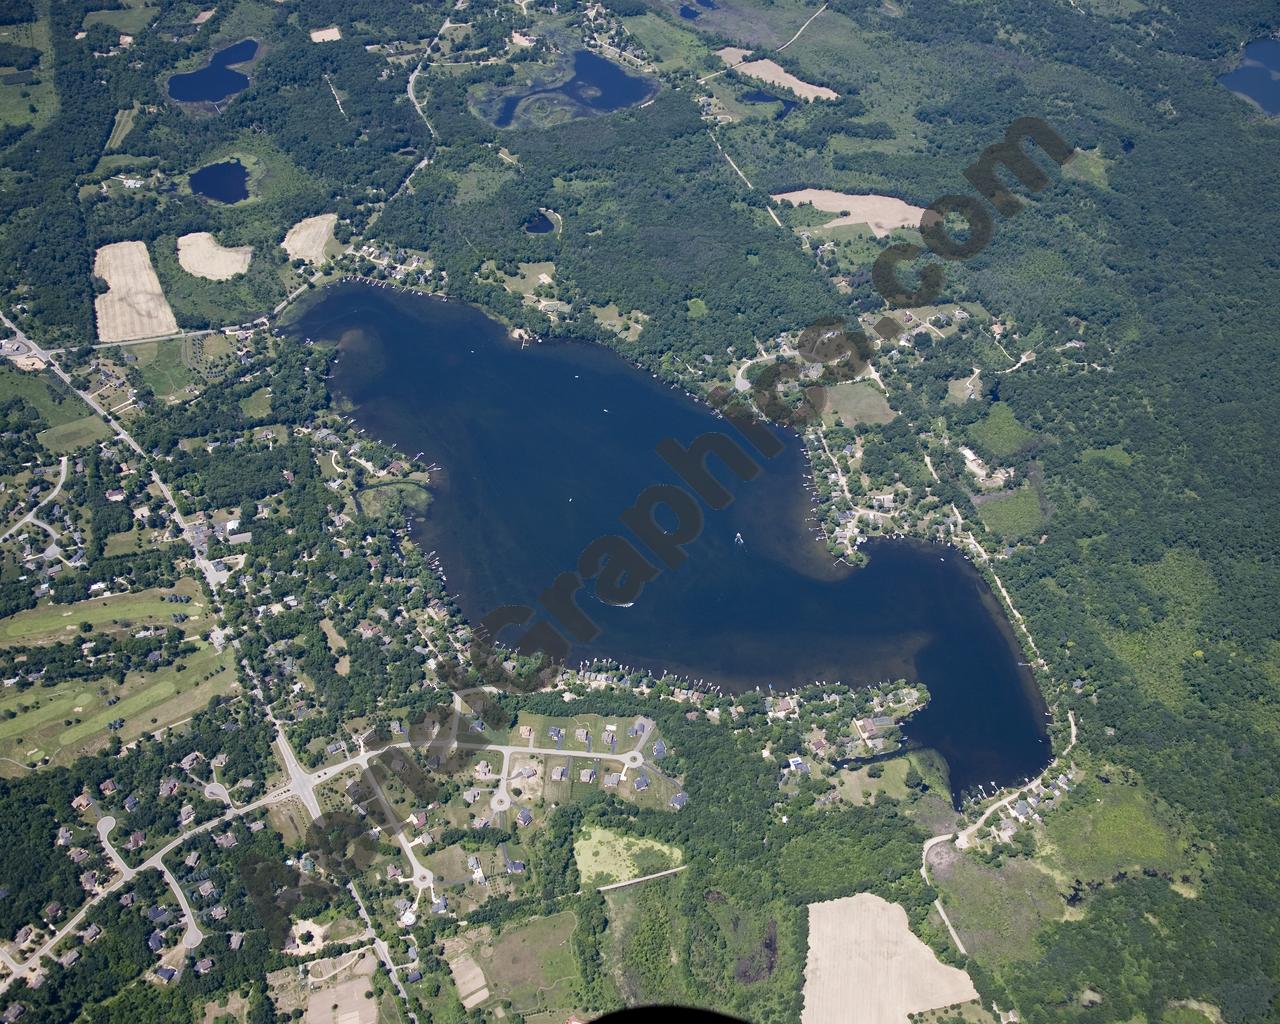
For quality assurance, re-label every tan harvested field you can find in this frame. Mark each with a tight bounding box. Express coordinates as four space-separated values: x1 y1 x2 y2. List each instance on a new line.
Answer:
283 213 338 264
94 241 179 342
449 953 489 1009
310 26 341 42
802 894 978 1024
178 232 252 280
717 46 838 100
269 949 377 1024
773 189 925 237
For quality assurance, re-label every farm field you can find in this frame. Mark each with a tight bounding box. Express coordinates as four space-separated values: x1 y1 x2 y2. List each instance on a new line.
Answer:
267 947 379 1024
772 188 924 236
717 48 838 101
447 912 580 1018
93 241 179 342
801 894 977 1024
574 825 682 886
283 213 338 265
178 232 253 281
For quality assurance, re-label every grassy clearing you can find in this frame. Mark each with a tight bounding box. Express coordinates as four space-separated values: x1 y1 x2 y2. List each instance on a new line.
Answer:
1081 444 1132 466
0 364 92 427
470 912 580 1017
834 757 910 805
1099 549 1213 708
131 336 196 398
1040 776 1188 883
82 1 159 35
36 414 111 453
106 104 138 150
503 261 556 297
1063 147 1110 188
822 380 894 426
589 304 647 342
934 852 1063 967
0 579 206 646
574 826 682 887
621 13 713 71
239 386 272 417
0 14 57 133
968 402 1034 457
685 297 708 319
978 487 1044 540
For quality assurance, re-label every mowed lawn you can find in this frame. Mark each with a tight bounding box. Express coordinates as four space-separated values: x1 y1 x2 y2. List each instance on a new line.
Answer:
0 578 207 646
0 638 236 769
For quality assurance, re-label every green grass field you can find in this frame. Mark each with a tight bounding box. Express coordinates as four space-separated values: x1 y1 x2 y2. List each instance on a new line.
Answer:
1041 776 1188 883
822 380 895 426
621 13 714 72
1099 549 1213 708
469 912 580 1017
0 14 57 133
0 579 206 646
131 337 197 398
0 364 92 427
36 414 112 453
968 402 1034 457
0 638 235 769
935 853 1063 967
574 826 682 887
239 386 272 417
978 487 1044 539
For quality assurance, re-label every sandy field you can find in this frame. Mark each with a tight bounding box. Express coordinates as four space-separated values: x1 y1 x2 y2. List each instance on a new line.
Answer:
773 189 925 237
310 26 341 42
270 950 377 1024
802 894 978 1024
177 232 252 280
283 214 338 264
192 9 215 25
448 953 489 1009
717 47 838 100
94 241 179 343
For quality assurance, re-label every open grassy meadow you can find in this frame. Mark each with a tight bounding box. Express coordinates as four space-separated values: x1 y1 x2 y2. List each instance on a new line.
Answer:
1040 775 1190 884
574 825 682 887
977 487 1044 540
822 380 895 427
0 578 206 645
968 402 1035 458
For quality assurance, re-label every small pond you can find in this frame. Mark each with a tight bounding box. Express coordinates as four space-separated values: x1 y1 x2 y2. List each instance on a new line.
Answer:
1219 38 1280 116
524 210 555 234
742 88 799 120
168 38 258 104
189 158 249 203
679 5 701 19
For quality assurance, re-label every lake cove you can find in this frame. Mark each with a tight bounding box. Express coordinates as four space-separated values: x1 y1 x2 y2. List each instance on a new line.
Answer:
1219 37 1280 116
189 158 249 203
491 50 656 128
167 38 258 104
304 283 1049 801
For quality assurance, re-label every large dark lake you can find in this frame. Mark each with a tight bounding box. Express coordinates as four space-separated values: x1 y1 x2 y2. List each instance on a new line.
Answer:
189 158 248 203
1219 38 1280 115
494 50 656 128
168 38 258 104
300 283 1049 801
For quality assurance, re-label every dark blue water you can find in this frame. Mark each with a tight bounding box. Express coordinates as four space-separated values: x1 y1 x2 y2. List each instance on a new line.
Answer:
1219 38 1280 115
695 0 719 8
302 283 1050 801
495 50 655 128
168 38 258 104
742 88 799 120
524 211 555 234
190 159 249 203
679 4 701 18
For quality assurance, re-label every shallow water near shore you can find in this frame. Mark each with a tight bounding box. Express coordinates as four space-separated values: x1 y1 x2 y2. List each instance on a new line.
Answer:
298 282 1050 801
